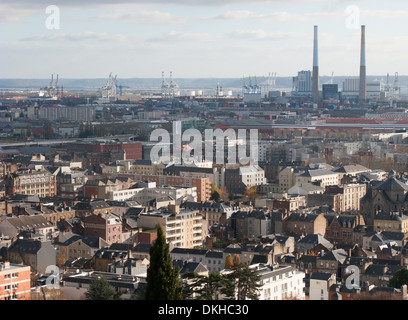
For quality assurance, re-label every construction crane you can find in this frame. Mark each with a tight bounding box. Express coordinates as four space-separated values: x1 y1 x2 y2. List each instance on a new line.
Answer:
117 83 130 96
169 71 178 97
394 72 401 98
161 71 170 97
267 72 277 92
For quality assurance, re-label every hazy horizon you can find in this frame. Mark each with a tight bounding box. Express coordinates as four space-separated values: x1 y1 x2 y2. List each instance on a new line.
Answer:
2 1 408 79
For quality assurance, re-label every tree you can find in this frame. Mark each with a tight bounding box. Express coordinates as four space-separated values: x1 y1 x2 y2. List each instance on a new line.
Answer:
244 186 258 202
145 225 183 300
210 190 221 202
233 254 241 267
224 254 234 270
43 120 54 139
181 271 234 300
388 268 408 289
85 275 119 300
227 263 262 300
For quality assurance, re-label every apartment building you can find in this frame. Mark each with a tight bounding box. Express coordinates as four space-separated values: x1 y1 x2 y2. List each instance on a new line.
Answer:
135 174 211 202
56 169 88 201
296 169 340 188
82 178 135 199
225 165 266 195
164 164 225 189
83 213 123 244
7 239 56 274
100 159 165 176
181 201 241 227
5 169 57 197
221 264 305 300
283 212 327 236
373 211 408 234
0 262 31 300
137 206 206 248
325 184 367 212
131 184 197 205
279 167 305 193
309 272 337 300
308 184 367 213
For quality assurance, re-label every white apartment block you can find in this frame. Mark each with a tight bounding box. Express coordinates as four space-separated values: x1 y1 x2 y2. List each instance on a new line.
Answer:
296 169 340 188
137 208 205 248
221 264 305 300
105 183 197 204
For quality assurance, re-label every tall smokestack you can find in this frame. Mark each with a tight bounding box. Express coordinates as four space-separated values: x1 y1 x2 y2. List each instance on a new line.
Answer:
312 25 319 103
359 25 367 103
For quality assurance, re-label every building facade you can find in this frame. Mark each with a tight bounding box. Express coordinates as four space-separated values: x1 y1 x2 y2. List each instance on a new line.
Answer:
0 262 31 300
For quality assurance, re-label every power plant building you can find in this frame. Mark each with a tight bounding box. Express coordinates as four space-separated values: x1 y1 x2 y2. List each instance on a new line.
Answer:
292 70 312 97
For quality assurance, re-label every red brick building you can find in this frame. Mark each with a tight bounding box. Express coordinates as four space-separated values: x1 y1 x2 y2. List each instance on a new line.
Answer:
83 213 123 244
69 141 143 160
325 214 365 245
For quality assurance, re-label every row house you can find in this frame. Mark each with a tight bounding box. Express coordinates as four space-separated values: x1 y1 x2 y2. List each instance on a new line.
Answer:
12 203 76 226
283 212 327 236
373 211 408 234
0 215 55 240
92 248 130 272
57 234 109 266
181 201 248 228
324 214 366 245
100 159 165 176
74 199 113 218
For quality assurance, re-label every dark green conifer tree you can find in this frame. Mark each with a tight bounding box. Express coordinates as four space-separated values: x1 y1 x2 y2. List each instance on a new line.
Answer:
145 225 183 300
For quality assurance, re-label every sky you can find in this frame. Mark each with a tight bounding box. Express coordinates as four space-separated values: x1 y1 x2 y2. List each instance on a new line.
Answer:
2 0 408 79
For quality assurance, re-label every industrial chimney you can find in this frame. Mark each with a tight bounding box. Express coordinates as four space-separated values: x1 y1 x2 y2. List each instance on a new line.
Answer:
359 25 367 103
312 25 319 103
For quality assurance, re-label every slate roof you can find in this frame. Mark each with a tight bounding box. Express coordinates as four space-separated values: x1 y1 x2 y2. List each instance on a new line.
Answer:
310 272 334 281
170 248 208 256
298 234 333 248
375 211 408 222
133 243 152 253
332 164 369 173
179 261 208 274
8 238 46 254
251 254 268 265
74 200 111 211
363 264 403 276
321 249 348 264
373 176 408 191
205 251 223 259
6 215 53 230
60 235 102 248
297 169 336 178
285 212 321 222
